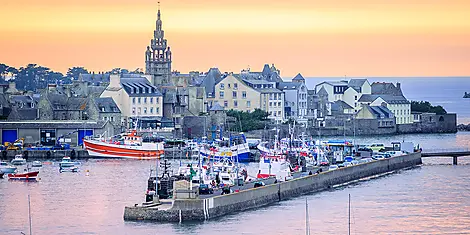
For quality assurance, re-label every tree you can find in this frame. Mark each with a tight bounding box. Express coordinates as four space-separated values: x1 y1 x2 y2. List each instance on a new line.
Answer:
15 64 50 91
411 101 447 115
66 67 88 80
0 63 8 80
226 109 269 132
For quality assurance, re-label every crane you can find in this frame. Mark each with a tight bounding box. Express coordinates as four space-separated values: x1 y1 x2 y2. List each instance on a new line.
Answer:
54 130 79 150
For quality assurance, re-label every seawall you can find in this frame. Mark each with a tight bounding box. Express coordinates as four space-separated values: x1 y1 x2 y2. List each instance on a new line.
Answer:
124 152 422 222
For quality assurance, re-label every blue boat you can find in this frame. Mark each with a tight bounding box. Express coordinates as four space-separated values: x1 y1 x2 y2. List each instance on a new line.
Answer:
199 134 251 162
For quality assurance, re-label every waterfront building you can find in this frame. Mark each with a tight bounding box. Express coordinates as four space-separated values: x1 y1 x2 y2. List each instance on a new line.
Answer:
92 97 122 130
314 78 372 112
355 104 396 128
100 74 163 129
277 73 308 125
38 84 90 121
145 6 172 86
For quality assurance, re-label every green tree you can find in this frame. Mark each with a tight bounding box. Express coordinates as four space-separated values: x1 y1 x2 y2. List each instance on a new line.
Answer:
411 101 447 115
226 109 269 132
15 64 50 91
67 67 88 80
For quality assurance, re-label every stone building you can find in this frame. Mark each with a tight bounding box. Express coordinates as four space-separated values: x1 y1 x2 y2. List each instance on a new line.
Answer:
92 97 122 131
100 74 163 128
38 85 90 121
145 6 172 86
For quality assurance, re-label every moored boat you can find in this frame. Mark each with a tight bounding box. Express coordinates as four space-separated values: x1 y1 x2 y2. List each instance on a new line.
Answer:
83 130 164 159
11 155 26 165
0 161 17 174
8 170 39 180
32 161 42 167
199 134 250 162
257 153 294 181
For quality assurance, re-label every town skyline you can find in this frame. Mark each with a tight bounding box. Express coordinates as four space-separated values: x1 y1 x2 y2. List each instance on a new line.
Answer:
1 0 470 77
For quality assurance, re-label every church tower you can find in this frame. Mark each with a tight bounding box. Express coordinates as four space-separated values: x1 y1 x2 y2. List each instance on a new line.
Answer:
145 3 172 86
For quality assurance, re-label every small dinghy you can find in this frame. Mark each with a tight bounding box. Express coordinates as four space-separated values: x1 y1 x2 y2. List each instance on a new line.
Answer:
32 161 42 167
8 169 39 181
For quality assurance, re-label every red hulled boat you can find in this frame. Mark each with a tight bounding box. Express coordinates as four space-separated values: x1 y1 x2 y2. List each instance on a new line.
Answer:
83 130 164 159
8 171 39 180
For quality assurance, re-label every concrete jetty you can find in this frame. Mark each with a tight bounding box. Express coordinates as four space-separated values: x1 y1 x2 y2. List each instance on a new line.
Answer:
123 152 422 222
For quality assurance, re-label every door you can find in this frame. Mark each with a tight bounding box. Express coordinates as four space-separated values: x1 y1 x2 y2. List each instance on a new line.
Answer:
78 130 94 145
2 129 18 145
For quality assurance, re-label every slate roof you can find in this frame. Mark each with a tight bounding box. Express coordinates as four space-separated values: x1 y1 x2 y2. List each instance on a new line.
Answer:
317 87 328 96
367 105 394 119
334 100 354 110
210 102 224 111
7 108 38 120
120 76 162 97
199 68 223 96
46 93 88 111
277 82 301 90
317 81 348 86
255 87 283 93
95 97 120 113
371 82 403 96
292 73 305 81
0 120 109 129
348 79 367 88
358 94 410 104
0 93 11 108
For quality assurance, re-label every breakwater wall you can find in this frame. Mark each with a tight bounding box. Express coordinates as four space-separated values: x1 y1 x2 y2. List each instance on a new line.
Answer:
124 152 422 222
1 149 89 160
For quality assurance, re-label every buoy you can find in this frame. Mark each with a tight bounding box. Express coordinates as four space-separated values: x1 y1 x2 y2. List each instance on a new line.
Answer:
86 170 90 176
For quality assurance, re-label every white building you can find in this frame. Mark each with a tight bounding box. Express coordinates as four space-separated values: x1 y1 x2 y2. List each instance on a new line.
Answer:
358 94 412 124
100 74 163 128
277 73 308 124
315 79 371 112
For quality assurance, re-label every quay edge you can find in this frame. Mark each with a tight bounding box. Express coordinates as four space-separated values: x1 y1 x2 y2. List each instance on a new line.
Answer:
123 152 423 222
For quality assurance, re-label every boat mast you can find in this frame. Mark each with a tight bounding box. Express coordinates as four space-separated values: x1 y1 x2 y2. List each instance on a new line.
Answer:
348 194 351 235
28 194 33 235
305 198 310 235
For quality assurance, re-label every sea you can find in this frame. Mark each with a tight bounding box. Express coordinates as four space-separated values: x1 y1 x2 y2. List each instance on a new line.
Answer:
1 77 470 234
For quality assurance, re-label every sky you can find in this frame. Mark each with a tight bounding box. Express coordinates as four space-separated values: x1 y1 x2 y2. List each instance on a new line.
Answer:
1 0 470 77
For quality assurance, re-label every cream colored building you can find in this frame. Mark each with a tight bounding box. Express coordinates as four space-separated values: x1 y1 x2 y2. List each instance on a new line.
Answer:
358 94 412 124
101 74 163 128
207 74 284 122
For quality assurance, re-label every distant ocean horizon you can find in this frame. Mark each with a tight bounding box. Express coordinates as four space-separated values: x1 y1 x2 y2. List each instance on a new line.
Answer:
289 76 470 124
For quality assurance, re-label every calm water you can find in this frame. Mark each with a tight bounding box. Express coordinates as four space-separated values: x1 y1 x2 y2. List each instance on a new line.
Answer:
1 132 470 234
305 77 470 124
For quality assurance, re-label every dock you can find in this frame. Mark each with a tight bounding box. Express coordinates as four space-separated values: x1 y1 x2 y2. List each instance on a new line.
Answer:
421 148 470 165
123 152 422 222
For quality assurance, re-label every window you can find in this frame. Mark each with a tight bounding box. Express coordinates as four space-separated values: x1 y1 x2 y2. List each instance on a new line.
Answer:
228 83 231 88
242 91 247 98
156 98 159 104
278 102 281 106
111 117 114 122
234 100 238 107
224 101 228 107
269 102 272 107
273 102 277 107
150 107 153 114
234 83 238 89
132 98 136 104
104 117 107 121
247 101 251 107
132 108 136 114
138 98 141 104
144 97 147 104
220 83 225 89
278 111 281 116
156 108 159 113
150 97 153 104
232 91 237 98
220 91 224 98
144 108 147 114
355 95 357 100
269 94 273 100
138 107 141 114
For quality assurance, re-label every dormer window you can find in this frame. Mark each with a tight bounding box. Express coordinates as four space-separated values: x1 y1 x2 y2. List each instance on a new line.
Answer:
136 88 139 94
101 107 105 112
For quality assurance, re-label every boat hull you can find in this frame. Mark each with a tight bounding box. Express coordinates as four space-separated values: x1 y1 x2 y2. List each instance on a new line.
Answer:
83 139 164 159
8 171 39 180
0 167 17 174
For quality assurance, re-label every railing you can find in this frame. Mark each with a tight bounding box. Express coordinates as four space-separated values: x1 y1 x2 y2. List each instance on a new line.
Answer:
421 148 470 153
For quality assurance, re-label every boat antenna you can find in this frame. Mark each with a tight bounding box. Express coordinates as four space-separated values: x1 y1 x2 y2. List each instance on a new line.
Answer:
305 198 310 235
28 193 33 235
348 193 351 235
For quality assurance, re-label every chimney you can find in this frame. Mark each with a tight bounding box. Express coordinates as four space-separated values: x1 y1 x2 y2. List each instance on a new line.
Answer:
396 82 401 90
8 81 16 91
48 84 57 92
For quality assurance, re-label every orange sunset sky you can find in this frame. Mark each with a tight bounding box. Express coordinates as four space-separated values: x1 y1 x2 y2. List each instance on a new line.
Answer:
1 0 470 77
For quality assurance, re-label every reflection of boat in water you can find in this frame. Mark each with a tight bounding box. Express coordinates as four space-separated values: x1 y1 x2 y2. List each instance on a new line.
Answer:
0 161 17 174
11 155 26 165
8 169 39 181
32 161 42 167
59 157 79 172
83 130 164 159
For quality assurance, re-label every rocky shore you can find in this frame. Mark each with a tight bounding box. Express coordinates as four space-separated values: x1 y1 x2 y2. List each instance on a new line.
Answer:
457 123 470 131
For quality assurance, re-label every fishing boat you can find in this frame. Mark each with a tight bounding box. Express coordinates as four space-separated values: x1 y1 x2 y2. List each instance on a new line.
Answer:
257 153 294 181
199 134 250 162
83 130 164 159
32 161 42 167
8 169 39 180
59 157 79 172
0 161 17 174
11 155 26 165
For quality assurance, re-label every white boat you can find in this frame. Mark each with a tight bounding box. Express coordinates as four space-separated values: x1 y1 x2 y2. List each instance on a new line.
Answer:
199 134 251 162
32 161 42 167
11 155 26 165
257 154 294 182
59 157 79 172
0 161 17 174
